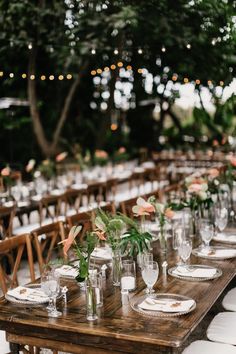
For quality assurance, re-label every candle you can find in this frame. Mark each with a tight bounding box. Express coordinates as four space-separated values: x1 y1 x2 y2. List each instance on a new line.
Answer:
121 276 136 291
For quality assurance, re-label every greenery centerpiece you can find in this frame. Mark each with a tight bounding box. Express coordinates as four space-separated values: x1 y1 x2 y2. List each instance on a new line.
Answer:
94 208 152 285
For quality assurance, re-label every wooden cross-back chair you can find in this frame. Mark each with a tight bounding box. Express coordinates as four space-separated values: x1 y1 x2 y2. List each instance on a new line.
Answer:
0 204 16 238
62 188 83 217
66 211 93 240
38 194 63 225
0 234 37 354
120 196 139 219
0 233 35 295
31 221 65 275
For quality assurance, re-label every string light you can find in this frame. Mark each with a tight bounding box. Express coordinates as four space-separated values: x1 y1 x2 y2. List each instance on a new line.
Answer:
58 75 64 80
91 48 96 55
40 75 46 81
0 71 3 77
49 75 54 80
9 73 14 78
137 68 143 74
30 74 35 80
195 79 201 85
97 68 102 74
186 43 191 49
117 62 123 67
207 80 212 85
172 75 178 81
126 65 132 70
161 46 166 52
219 80 224 86
22 73 27 79
110 64 116 70
138 48 143 54
184 77 189 83
91 70 96 76
28 43 33 50
111 123 118 131
66 74 72 79
104 67 110 72
114 49 119 55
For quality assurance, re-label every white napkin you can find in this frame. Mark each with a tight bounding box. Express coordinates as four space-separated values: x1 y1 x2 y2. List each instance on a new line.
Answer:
214 233 236 243
173 266 217 278
198 248 236 258
31 195 42 202
138 297 195 312
91 247 112 260
56 265 78 278
51 189 64 196
7 286 49 302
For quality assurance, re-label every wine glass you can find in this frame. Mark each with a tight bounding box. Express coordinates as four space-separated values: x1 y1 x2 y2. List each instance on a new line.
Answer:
141 261 159 295
215 207 228 234
178 240 192 265
41 271 61 317
199 219 214 250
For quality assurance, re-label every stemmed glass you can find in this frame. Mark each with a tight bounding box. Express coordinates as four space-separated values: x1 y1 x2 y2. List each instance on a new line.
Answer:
215 206 228 234
178 240 192 265
199 219 214 250
141 261 159 295
41 271 62 317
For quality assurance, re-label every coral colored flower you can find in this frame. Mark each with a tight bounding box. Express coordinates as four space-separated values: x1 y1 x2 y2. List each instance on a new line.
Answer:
188 183 203 193
25 159 36 173
118 147 126 154
165 208 175 219
230 157 236 167
132 197 155 216
56 152 68 162
58 225 82 257
95 150 108 159
94 230 106 241
207 168 219 178
1 166 11 177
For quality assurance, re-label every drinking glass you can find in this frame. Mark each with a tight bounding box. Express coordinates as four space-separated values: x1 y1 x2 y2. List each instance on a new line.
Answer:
178 240 192 265
121 260 136 291
199 219 214 250
215 207 228 233
141 261 159 295
41 271 62 317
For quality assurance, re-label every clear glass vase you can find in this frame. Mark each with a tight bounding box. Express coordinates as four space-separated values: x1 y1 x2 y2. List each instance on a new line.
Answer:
86 278 98 321
112 248 121 286
159 226 167 255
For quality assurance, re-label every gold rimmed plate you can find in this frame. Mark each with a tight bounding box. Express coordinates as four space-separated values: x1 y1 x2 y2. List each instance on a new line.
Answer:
168 264 222 282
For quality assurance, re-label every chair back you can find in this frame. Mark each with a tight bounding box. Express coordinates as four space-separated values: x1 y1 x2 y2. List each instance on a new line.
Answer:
32 221 65 274
66 211 92 239
0 204 16 238
0 233 35 294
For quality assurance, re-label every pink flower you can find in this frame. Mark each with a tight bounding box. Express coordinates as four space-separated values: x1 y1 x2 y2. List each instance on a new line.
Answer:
188 183 203 193
132 197 155 216
165 208 175 219
25 159 36 173
58 225 82 257
207 168 219 178
56 152 68 162
1 166 11 177
94 230 106 241
118 147 126 154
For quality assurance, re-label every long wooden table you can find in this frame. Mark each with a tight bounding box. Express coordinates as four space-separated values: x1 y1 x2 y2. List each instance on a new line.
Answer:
0 241 236 354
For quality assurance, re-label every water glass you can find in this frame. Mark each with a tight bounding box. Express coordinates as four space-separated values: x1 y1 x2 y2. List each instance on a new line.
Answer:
121 260 136 291
141 261 159 295
178 240 192 264
215 207 228 232
41 270 62 317
199 219 214 249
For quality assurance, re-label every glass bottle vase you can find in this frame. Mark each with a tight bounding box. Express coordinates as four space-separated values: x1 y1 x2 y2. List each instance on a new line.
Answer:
112 248 121 286
86 278 98 321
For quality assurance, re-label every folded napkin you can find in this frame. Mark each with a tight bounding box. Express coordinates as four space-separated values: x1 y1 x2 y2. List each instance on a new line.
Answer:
91 247 112 260
138 297 195 312
198 248 236 258
214 233 236 243
56 265 78 278
7 286 49 302
51 189 64 196
31 195 42 202
173 266 217 278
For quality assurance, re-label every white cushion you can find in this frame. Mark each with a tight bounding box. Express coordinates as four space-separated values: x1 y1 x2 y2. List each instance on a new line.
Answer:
182 340 236 354
222 288 236 311
0 330 9 352
207 312 236 345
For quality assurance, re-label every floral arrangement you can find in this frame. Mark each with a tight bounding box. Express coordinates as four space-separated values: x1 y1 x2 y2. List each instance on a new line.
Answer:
206 168 221 195
113 147 129 163
1 165 20 189
94 208 152 257
55 152 68 163
37 159 56 180
94 149 109 166
59 225 98 282
25 159 36 176
185 176 212 213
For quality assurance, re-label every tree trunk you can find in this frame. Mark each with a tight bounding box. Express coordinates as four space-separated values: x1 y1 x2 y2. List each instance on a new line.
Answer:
27 49 88 157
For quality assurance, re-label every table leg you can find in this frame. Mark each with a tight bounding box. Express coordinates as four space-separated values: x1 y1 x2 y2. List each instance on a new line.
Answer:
9 342 20 354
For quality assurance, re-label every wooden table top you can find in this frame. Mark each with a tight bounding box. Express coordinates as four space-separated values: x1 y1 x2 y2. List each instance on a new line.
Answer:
0 240 236 354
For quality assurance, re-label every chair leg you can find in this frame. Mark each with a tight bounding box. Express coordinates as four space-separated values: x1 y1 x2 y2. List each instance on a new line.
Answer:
9 342 20 354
